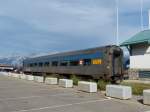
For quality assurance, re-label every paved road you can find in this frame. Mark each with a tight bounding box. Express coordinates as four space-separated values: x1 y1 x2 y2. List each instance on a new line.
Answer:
0 75 150 112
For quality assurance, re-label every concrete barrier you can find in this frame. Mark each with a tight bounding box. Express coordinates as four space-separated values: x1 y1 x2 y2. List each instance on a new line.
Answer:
143 89 150 105
18 74 21 79
12 73 20 78
11 73 16 78
78 81 97 93
20 74 26 80
45 77 58 85
26 75 34 81
16 74 20 78
0 72 8 76
34 76 44 83
17 74 22 79
8 72 12 77
5 72 9 76
106 85 132 100
59 79 73 88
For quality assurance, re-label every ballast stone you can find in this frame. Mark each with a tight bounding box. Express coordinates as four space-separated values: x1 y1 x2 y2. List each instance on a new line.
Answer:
45 77 58 85
143 89 150 105
106 85 132 100
59 79 73 88
78 81 97 93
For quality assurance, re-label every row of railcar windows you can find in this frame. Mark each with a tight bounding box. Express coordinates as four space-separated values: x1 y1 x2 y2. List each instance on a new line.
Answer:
27 58 101 67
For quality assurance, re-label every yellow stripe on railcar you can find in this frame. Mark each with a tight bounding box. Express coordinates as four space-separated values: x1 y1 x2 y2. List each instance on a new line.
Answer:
92 59 102 65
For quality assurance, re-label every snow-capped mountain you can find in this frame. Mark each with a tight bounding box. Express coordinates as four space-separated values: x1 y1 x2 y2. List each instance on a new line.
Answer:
0 56 27 67
0 52 54 67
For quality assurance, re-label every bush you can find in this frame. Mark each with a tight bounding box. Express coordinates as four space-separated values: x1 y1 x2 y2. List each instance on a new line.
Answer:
70 75 79 85
97 80 110 91
121 82 150 95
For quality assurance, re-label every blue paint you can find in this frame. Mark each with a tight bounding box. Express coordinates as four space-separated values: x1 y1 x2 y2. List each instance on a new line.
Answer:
25 52 103 64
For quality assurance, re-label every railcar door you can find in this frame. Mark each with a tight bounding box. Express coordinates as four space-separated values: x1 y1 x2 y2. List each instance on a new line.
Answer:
112 49 123 79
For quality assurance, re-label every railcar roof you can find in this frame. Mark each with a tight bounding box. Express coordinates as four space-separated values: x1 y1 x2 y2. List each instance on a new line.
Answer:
25 45 117 61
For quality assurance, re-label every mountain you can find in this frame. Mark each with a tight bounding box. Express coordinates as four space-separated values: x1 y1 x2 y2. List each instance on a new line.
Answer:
0 52 53 68
0 56 27 67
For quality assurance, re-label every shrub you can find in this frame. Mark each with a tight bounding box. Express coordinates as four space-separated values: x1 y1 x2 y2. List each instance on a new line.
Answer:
70 75 79 85
97 80 110 91
121 82 150 95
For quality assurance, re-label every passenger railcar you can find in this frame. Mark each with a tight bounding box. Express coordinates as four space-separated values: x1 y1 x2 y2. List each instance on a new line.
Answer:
23 45 124 81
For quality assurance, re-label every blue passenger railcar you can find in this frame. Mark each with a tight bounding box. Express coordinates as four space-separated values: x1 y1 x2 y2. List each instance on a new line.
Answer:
23 45 123 81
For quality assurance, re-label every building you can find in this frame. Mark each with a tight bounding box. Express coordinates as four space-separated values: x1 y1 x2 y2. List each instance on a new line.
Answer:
0 64 14 72
121 30 150 79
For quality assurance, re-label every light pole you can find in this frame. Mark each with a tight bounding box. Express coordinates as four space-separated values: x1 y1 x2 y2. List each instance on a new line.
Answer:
116 0 119 46
140 0 143 31
149 10 150 29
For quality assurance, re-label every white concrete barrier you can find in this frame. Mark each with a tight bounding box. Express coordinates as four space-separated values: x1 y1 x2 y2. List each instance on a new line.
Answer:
4 72 9 76
45 77 58 85
9 73 13 77
34 76 44 83
143 89 150 105
11 73 16 78
16 74 21 78
26 75 34 81
12 73 20 78
20 74 26 80
78 81 97 93
59 79 73 88
0 72 8 76
8 72 12 77
106 85 132 100
18 73 21 79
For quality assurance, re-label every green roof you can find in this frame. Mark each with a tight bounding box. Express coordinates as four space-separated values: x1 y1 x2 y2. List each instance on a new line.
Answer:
120 30 150 46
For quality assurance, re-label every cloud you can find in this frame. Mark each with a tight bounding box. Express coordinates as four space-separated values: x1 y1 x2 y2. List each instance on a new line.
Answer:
0 0 115 35
0 0 149 57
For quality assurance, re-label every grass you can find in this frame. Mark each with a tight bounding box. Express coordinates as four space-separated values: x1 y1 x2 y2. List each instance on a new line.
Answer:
97 80 110 91
121 82 150 95
70 75 80 85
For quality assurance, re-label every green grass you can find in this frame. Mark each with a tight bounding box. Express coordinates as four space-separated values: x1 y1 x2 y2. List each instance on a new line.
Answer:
70 75 80 85
121 82 150 95
97 80 110 91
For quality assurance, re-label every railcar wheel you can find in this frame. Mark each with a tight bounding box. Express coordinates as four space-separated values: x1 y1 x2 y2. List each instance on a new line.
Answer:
111 76 123 84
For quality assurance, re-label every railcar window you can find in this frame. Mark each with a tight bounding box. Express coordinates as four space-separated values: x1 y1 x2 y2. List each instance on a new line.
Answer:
44 62 49 67
34 63 37 67
83 59 91 66
52 61 58 66
39 62 43 67
30 63 33 67
60 61 68 66
70 60 79 66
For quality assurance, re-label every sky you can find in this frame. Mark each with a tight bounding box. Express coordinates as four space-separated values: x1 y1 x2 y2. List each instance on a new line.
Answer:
0 0 150 57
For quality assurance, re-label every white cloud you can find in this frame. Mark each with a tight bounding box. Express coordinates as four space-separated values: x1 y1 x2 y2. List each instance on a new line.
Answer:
0 0 115 35
0 0 150 56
